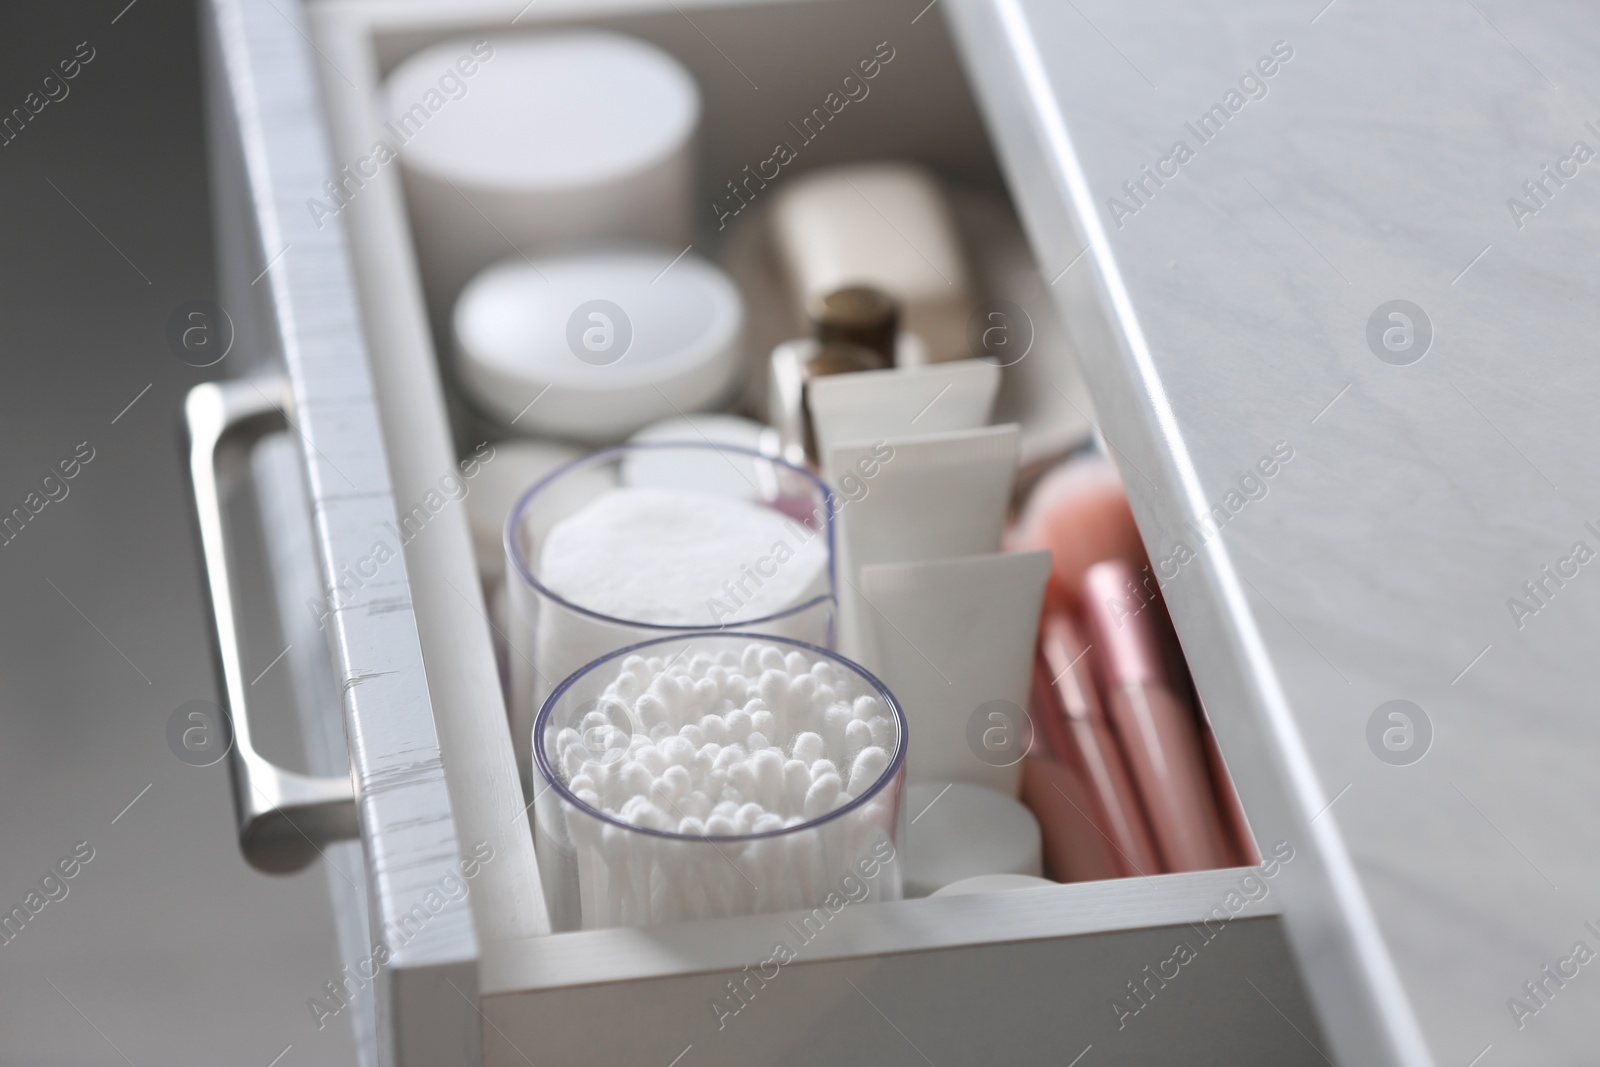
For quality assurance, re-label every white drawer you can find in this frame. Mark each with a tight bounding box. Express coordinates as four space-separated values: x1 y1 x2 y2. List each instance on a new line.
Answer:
196 0 1381 1064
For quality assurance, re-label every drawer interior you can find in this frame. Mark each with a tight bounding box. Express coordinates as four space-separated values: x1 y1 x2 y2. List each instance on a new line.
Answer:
339 0 1100 471
304 0 1320 1059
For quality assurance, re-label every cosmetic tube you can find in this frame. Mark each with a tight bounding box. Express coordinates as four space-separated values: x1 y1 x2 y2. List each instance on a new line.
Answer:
1024 607 1161 880
826 424 1019 658
807 360 1000 469
857 550 1050 795
768 339 891 466
1081 561 1232 872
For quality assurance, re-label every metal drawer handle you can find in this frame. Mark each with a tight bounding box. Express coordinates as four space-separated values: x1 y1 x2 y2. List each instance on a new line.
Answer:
185 377 358 873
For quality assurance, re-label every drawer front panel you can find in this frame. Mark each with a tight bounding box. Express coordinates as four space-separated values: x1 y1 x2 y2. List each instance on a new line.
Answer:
486 917 1323 1066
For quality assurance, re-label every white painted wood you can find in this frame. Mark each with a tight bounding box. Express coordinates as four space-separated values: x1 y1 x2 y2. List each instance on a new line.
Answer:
481 866 1282 993
307 2 554 957
482 915 1322 1067
255 434 380 1067
202 1 481 1063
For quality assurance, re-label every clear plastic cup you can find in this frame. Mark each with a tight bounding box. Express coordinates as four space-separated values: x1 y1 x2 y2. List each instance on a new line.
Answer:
504 443 836 775
532 633 905 931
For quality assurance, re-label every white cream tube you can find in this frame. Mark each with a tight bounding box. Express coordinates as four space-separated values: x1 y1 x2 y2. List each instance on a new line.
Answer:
807 360 1000 468
857 550 1050 796
825 424 1019 657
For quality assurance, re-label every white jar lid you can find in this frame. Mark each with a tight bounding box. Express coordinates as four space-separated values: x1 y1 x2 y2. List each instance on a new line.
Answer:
904 782 1042 897
387 33 700 194
930 873 1055 897
463 439 606 585
454 248 745 442
623 414 774 498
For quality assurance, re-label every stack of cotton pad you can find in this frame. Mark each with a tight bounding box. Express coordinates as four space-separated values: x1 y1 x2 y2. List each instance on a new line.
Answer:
527 486 830 717
539 488 825 626
539 640 903 927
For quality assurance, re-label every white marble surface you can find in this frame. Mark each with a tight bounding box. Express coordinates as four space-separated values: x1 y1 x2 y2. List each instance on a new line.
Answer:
952 1 1600 1064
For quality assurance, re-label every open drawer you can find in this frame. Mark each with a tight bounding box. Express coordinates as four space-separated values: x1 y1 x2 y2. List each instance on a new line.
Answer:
193 0 1423 1063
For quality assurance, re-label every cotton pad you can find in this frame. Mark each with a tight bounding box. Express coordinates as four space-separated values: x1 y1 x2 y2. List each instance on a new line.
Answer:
539 487 826 626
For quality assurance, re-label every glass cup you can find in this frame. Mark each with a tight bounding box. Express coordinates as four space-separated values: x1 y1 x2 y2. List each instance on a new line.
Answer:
505 443 837 776
533 632 906 931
